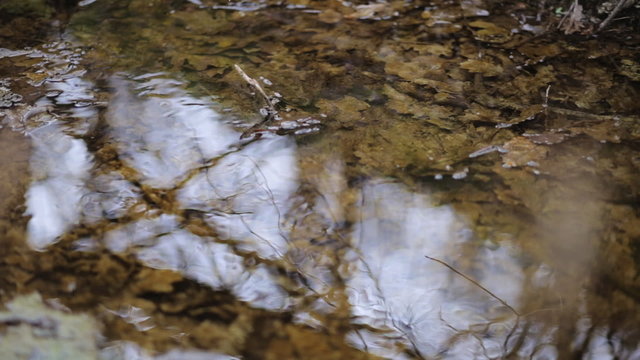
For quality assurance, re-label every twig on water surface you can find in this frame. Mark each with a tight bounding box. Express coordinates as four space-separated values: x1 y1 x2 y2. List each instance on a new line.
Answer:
424 255 520 316
233 64 277 117
234 64 282 139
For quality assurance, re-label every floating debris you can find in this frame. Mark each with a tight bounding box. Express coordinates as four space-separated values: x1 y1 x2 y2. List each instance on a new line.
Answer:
522 132 568 145
501 137 548 168
469 145 507 158
234 65 322 139
452 167 469 179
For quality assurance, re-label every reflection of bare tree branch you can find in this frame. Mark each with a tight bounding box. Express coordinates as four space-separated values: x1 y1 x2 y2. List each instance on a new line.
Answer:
390 310 426 360
528 341 558 360
237 210 336 302
172 133 259 197
238 215 285 259
342 195 422 358
573 323 595 359
354 330 369 353
438 310 494 359
345 188 426 358
208 162 340 302
425 255 527 358
503 318 528 359
305 184 342 227
241 155 291 246
203 166 256 215
425 255 520 317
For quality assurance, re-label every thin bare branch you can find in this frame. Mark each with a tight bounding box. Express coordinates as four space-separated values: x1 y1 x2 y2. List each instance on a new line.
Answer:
424 255 520 317
233 64 276 115
598 0 635 32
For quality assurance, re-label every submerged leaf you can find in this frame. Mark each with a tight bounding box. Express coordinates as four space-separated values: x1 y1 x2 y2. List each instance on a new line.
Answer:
402 42 454 57
460 103 503 123
384 55 448 82
178 54 236 71
383 85 456 129
501 104 545 127
316 96 369 127
468 20 512 43
318 9 343 24
345 3 396 20
619 59 640 81
517 42 564 64
501 136 548 168
460 59 504 77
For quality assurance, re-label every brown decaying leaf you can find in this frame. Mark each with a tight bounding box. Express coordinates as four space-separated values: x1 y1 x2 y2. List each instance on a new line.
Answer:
316 96 369 127
468 20 512 43
460 59 504 77
501 136 548 167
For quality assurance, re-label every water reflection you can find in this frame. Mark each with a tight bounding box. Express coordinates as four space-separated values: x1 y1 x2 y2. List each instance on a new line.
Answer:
26 122 92 249
18 71 639 359
107 75 238 189
15 41 99 248
345 181 522 359
98 75 293 309
3 0 639 356
179 135 298 258
81 171 140 223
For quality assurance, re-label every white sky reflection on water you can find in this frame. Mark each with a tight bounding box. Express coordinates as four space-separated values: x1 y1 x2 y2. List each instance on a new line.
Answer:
178 135 298 258
106 76 238 189
20 72 605 358
98 75 293 310
344 180 524 359
23 57 98 249
25 123 92 249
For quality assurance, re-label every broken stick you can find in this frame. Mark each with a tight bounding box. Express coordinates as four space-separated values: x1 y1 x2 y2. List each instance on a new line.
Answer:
234 64 277 117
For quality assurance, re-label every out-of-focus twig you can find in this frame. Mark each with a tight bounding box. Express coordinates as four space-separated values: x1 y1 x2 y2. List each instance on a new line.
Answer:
597 0 636 32
557 0 585 34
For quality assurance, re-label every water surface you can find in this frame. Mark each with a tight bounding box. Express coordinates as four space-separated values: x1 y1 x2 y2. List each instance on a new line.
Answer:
1 0 640 359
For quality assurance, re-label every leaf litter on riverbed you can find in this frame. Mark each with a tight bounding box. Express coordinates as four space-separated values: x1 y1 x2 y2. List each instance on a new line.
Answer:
65 0 640 207
3 0 640 357
501 136 548 168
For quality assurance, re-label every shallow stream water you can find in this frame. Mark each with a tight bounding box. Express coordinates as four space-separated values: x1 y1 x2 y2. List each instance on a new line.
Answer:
1 0 640 359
